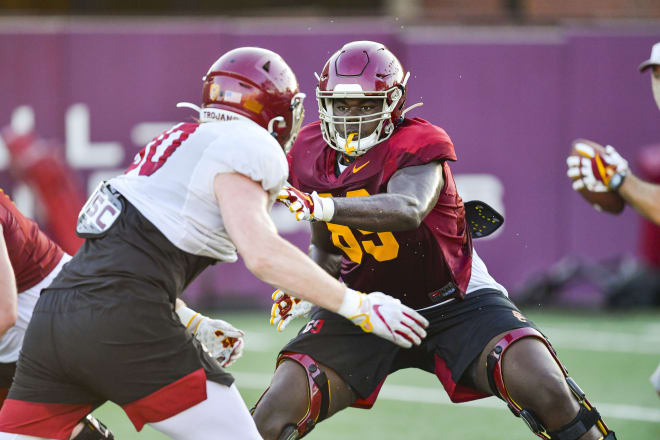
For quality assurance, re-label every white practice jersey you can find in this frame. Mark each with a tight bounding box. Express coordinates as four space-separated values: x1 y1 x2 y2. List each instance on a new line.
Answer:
417 248 507 311
110 116 288 262
466 248 508 296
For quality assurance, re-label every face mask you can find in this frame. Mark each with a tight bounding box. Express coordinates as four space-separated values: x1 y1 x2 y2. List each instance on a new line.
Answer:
652 75 660 112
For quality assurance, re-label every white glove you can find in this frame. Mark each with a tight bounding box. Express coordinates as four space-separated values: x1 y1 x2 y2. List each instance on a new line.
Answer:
270 289 313 332
338 288 429 349
176 306 245 368
567 143 629 192
277 186 335 222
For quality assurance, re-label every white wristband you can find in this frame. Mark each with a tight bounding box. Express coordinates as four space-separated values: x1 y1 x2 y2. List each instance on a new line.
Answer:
337 287 364 318
175 305 206 335
317 196 335 222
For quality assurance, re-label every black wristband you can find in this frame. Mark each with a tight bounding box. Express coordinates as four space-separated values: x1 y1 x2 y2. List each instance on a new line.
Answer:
608 172 627 192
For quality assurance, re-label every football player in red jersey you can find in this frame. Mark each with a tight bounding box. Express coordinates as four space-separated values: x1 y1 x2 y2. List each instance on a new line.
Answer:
0 127 85 256
252 41 616 440
0 47 427 440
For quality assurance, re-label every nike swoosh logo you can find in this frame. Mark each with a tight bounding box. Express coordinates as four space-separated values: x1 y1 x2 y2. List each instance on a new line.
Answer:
352 161 370 174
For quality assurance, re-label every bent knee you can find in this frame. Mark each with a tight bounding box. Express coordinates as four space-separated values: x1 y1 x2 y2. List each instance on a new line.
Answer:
252 391 300 440
502 338 576 412
252 361 310 439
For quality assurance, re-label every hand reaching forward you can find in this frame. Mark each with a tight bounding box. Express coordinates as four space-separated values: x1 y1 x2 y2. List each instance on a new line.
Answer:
270 289 313 332
277 186 334 222
338 288 429 349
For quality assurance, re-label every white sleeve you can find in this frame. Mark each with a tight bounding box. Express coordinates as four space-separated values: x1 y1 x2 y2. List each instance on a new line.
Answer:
194 129 288 198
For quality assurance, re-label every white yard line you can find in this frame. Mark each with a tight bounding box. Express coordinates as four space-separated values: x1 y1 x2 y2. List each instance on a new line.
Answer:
233 372 660 423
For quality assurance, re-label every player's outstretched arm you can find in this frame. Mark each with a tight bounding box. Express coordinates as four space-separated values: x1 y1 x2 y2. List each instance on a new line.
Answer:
0 225 17 337
278 161 444 232
270 223 341 332
618 173 660 226
214 172 429 348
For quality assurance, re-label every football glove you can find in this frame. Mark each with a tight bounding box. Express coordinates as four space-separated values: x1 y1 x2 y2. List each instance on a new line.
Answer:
176 306 245 368
270 289 313 331
338 288 429 349
277 186 335 222
567 143 629 192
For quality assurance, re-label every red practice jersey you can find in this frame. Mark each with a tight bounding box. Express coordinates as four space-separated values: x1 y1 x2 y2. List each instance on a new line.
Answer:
0 190 63 293
287 118 472 309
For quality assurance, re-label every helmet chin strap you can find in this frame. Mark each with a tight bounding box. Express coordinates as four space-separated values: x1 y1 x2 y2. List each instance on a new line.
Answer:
176 102 201 113
400 102 424 117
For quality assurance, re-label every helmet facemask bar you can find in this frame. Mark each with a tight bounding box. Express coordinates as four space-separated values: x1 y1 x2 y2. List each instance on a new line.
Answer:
284 92 306 153
269 92 306 153
317 85 403 157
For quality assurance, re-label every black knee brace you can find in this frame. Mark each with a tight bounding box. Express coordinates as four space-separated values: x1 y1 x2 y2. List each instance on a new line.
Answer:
73 415 114 440
486 327 616 440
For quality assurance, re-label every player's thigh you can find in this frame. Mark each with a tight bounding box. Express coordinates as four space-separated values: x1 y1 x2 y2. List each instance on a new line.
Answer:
149 382 261 440
469 330 564 396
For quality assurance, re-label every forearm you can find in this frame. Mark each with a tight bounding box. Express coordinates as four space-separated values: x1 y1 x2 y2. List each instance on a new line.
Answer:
331 193 423 232
247 231 346 312
619 174 660 226
214 172 347 313
328 162 443 231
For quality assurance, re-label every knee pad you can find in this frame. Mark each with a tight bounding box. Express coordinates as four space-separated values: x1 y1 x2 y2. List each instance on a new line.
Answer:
486 327 616 440
73 415 114 440
251 352 330 439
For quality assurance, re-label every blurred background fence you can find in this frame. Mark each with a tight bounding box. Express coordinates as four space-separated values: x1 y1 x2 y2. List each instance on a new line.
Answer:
1 0 659 309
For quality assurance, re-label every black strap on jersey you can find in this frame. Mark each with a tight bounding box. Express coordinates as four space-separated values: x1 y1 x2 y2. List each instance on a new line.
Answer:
464 200 504 239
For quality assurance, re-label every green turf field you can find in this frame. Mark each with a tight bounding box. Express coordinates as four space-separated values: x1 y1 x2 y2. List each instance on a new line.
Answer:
93 308 660 439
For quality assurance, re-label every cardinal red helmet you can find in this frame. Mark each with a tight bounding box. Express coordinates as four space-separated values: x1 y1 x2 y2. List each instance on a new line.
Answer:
198 47 305 152
316 41 412 156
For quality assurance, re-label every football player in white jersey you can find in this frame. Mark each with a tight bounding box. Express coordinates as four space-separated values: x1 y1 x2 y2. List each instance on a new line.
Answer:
0 47 427 440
